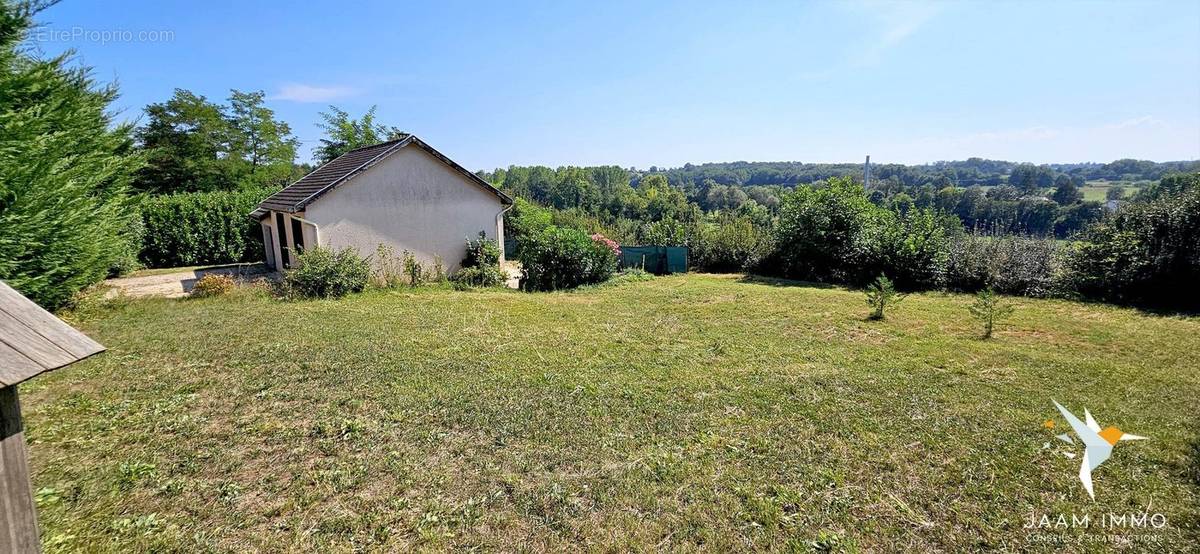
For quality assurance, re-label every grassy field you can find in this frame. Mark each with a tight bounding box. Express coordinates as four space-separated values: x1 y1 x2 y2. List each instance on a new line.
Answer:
23 275 1200 552
1080 180 1143 202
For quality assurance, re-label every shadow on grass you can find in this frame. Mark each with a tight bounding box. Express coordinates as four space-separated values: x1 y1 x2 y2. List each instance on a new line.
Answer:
1054 294 1199 319
1187 433 1200 488
736 274 837 290
737 274 1198 318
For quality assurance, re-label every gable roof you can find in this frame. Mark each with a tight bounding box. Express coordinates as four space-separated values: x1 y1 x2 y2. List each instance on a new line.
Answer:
0 281 105 387
255 134 511 215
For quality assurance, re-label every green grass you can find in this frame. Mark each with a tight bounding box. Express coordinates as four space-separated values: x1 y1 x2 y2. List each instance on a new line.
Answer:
23 275 1200 552
1080 180 1143 202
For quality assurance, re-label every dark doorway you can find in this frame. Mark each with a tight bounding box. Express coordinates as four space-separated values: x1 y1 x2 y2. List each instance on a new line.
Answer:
275 213 291 268
291 217 305 255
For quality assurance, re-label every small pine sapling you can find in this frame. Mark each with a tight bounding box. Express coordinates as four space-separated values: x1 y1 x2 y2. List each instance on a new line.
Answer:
969 287 1014 339
865 274 904 320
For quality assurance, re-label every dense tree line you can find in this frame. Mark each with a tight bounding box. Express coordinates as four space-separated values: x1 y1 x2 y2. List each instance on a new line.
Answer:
482 159 1134 239
133 95 403 194
638 158 1198 190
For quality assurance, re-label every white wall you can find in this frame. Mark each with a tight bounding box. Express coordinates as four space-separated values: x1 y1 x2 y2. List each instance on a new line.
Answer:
303 145 506 272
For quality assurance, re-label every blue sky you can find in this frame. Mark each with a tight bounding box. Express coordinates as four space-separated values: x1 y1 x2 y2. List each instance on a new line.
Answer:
29 0 1200 170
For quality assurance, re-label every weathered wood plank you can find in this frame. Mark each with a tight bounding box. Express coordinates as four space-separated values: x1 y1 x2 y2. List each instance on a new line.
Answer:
0 387 40 553
0 281 103 360
0 344 40 389
0 310 73 372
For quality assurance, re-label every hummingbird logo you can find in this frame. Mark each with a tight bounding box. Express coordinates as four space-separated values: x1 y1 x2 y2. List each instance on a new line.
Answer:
1048 400 1147 499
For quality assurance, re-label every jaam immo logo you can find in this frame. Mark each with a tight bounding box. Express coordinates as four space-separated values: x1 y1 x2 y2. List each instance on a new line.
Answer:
1042 401 1146 499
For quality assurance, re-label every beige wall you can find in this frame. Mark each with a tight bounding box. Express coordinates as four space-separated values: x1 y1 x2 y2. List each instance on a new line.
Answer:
302 145 506 272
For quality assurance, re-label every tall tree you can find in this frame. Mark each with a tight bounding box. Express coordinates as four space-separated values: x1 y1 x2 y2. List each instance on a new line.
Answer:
227 90 299 186
0 1 143 307
134 89 233 193
314 105 406 164
134 89 299 193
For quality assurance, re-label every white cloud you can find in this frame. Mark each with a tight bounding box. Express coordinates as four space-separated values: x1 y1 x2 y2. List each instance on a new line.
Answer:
851 1 945 66
1102 115 1164 130
270 83 359 103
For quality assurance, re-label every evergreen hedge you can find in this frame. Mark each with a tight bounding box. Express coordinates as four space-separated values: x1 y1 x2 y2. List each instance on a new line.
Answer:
0 2 143 308
138 186 278 268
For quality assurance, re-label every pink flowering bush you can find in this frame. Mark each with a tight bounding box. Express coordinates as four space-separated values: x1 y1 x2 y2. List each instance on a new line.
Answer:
520 227 619 290
591 233 621 257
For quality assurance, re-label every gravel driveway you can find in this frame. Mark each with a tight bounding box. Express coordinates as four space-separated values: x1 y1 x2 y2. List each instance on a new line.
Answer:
104 264 273 298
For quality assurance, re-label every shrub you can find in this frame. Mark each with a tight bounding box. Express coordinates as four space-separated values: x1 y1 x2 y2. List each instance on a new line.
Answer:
191 273 235 298
282 247 370 299
944 231 1066 297
431 255 446 282
866 208 950 290
453 231 504 289
591 233 621 257
463 231 501 268
401 250 425 286
108 212 146 277
0 3 144 308
503 198 553 256
371 243 404 287
451 265 506 290
769 179 950 289
1064 176 1199 310
519 226 618 291
770 178 884 284
139 186 278 268
637 218 688 246
968 288 1014 339
691 215 772 273
864 274 904 320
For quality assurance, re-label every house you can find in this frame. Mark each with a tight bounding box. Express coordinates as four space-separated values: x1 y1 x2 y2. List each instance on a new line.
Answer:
251 135 512 272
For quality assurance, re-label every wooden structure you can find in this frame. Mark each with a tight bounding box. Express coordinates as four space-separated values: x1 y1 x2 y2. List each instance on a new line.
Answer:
0 281 104 553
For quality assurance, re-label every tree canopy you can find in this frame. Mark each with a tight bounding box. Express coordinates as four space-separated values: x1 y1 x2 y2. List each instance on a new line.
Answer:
314 105 406 164
134 88 298 194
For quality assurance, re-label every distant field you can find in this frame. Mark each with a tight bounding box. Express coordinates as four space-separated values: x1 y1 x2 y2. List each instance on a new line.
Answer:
1081 180 1144 202
24 275 1200 552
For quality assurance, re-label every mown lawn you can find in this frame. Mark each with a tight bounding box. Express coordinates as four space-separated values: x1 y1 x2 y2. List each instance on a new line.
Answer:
22 274 1200 552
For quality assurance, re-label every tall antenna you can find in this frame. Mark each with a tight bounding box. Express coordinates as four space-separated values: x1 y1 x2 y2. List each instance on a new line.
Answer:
864 155 871 189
